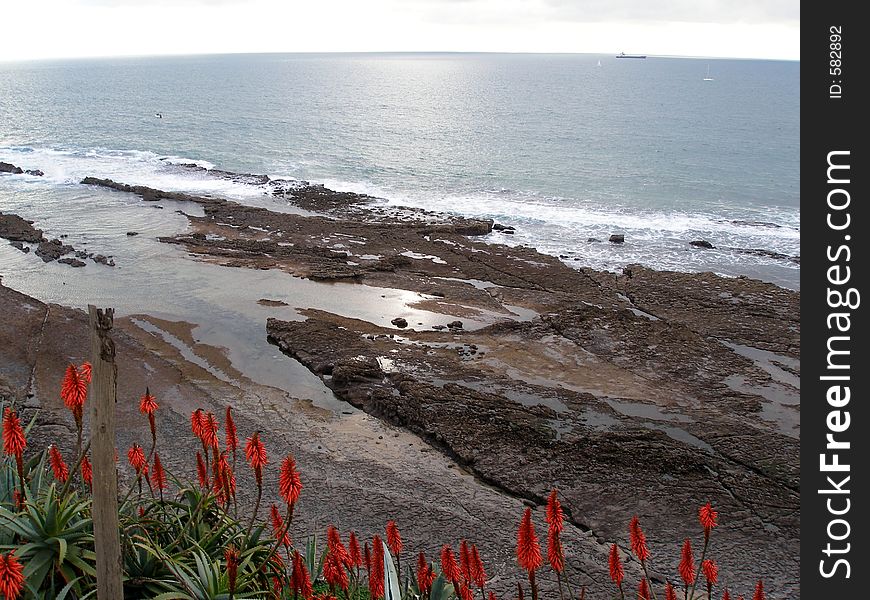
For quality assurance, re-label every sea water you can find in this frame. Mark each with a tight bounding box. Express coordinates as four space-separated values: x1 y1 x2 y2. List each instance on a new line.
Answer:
1 52 799 288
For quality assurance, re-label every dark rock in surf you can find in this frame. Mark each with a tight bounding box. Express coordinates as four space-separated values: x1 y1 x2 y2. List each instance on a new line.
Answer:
609 234 625 243
391 317 408 328
24 169 44 176
0 162 23 174
690 240 715 249
58 258 86 267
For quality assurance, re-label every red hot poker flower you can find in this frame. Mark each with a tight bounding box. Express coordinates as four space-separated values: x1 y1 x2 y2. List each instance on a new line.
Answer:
202 412 220 450
61 364 88 423
370 536 385 599
152 453 167 490
291 550 313 600
225 406 238 455
128 444 148 475
279 454 303 507
752 581 765 600
460 539 472 582
516 507 542 572
702 559 718 588
225 546 240 596
139 388 159 415
664 581 678 600
244 432 267 484
608 544 624 587
270 504 291 547
0 551 25 600
81 454 93 490
722 590 732 600
348 531 363 567
699 502 718 538
546 489 564 533
417 552 435 594
49 445 69 482
470 544 487 589
191 409 206 439
79 361 92 383
638 578 651 600
386 520 403 556
440 545 460 582
629 516 650 562
327 525 351 567
2 408 26 458
678 539 696 586
488 593 498 600
547 527 564 573
195 452 208 488
323 551 349 592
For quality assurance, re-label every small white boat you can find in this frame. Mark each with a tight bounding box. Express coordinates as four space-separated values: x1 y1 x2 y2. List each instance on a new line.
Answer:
703 64 714 81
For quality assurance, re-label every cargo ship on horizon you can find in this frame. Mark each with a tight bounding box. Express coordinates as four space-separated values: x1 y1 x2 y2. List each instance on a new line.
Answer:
616 52 647 58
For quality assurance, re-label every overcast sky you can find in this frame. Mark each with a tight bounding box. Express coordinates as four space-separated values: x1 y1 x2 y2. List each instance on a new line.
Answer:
1 0 799 62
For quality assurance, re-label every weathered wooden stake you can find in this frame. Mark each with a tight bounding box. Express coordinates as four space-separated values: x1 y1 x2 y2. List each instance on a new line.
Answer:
88 305 124 600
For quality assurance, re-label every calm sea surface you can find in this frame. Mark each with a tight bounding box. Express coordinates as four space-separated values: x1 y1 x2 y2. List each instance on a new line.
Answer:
1 53 799 287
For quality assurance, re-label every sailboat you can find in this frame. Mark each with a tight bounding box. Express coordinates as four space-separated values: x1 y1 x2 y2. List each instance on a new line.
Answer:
703 64 714 81
597 59 602 67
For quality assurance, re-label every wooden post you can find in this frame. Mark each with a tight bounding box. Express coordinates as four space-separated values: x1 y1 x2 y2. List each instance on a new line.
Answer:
88 305 124 600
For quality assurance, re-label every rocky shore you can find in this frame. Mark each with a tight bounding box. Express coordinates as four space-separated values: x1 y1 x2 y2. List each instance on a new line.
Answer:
1 168 800 597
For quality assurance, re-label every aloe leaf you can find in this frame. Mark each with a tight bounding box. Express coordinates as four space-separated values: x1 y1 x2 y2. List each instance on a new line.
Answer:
383 540 402 600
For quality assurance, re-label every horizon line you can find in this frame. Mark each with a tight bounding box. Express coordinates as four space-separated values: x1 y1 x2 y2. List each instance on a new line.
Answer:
1 49 800 64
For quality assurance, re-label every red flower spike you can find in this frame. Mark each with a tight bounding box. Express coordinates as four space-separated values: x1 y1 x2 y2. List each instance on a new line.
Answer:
608 544 624 586
386 520 403 556
638 578 651 600
0 551 25 600
80 454 93 489
547 527 564 573
349 531 363 567
79 361 92 384
460 539 472 582
722 590 732 600
225 546 240 596
459 583 474 600
191 409 205 439
244 432 267 485
291 550 313 600
417 552 432 594
678 538 696 585
327 525 351 567
139 389 158 415
370 535 385 599
152 453 166 490
128 444 148 475
279 454 303 506
699 502 718 535
664 581 678 600
516 507 542 572
270 504 291 547
440 545 460 582
49 445 69 482
202 412 220 449
488 593 498 600
546 489 564 533
2 408 26 458
323 551 349 592
364 542 372 574
752 581 765 600
61 363 88 421
629 516 651 562
470 544 487 589
225 406 238 454
195 452 208 488
702 559 718 587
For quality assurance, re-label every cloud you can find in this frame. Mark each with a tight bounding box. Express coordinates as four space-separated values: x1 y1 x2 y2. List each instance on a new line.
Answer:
540 0 799 23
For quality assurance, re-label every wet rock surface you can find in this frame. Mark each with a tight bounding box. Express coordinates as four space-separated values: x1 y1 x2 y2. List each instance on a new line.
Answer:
1 210 114 267
76 173 800 596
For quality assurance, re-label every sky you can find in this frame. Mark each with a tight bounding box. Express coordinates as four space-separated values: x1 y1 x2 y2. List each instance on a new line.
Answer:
1 0 799 62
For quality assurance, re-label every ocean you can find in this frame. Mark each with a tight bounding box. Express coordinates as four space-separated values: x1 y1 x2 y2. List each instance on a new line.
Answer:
1 52 799 288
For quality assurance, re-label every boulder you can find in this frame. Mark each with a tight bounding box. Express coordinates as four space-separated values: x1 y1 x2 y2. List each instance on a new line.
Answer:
0 162 23 174
58 258 86 267
690 240 715 249
24 169 44 177
391 317 408 328
609 234 625 244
